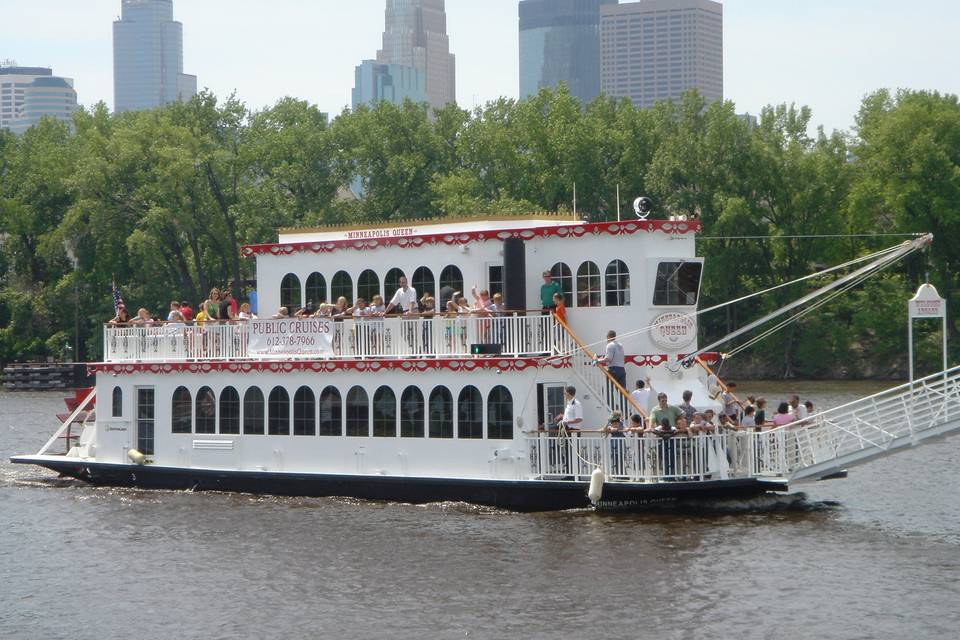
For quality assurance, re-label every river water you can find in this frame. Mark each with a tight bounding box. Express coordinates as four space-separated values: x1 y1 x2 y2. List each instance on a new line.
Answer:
2 382 958 640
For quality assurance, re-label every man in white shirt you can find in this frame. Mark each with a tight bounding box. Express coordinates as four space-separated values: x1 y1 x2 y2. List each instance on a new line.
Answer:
790 395 808 420
384 276 418 315
555 385 583 431
630 378 651 413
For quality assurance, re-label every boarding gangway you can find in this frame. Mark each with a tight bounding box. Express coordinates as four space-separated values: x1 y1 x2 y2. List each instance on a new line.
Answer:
766 367 960 482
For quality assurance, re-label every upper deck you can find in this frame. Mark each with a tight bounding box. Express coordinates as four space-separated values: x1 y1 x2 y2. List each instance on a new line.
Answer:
103 214 704 364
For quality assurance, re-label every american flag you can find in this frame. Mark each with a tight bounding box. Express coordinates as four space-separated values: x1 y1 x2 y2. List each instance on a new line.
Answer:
112 278 125 313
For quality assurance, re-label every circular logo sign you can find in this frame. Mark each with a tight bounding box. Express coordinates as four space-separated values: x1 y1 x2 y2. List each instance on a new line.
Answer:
650 312 697 351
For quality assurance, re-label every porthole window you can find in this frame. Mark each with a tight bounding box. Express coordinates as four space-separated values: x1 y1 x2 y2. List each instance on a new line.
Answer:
281 273 302 310
318 386 342 436
331 271 353 304
400 386 425 438
293 386 316 436
111 386 122 417
412 266 435 300
604 260 630 306
357 269 381 303
219 386 240 434
305 273 327 307
550 262 573 308
457 386 483 439
487 385 514 440
576 261 601 307
195 386 216 434
429 387 453 439
346 386 369 437
268 387 290 436
172 386 192 434
243 387 265 435
373 386 397 437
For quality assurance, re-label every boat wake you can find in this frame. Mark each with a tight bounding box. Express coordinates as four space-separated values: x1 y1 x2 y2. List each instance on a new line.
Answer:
668 492 840 514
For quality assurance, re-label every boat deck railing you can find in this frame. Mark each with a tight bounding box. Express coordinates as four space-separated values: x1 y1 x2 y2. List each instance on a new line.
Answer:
526 431 788 483
103 313 557 362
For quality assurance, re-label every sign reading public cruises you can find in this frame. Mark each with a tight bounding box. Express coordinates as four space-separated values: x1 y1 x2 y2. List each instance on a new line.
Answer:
650 312 697 351
248 318 334 356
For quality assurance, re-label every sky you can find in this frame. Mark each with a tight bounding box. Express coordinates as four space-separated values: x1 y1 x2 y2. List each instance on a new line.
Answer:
1 0 958 133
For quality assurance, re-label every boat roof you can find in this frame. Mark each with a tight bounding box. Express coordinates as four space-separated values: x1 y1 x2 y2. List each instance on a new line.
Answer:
241 214 701 257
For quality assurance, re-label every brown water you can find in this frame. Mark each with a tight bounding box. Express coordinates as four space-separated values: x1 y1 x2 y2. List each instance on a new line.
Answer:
2 384 959 640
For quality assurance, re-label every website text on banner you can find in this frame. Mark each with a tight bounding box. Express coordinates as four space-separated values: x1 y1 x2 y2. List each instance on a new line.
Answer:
248 318 334 356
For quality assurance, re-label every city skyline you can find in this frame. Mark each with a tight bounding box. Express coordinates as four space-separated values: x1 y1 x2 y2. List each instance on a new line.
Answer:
1 0 958 133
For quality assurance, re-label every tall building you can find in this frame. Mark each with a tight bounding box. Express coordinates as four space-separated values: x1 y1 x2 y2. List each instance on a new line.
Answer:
600 0 722 109
519 0 619 105
113 0 197 113
375 0 456 109
0 65 79 135
352 61 426 109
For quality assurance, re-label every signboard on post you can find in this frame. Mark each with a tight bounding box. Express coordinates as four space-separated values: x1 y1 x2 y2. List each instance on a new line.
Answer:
248 318 334 356
908 283 948 383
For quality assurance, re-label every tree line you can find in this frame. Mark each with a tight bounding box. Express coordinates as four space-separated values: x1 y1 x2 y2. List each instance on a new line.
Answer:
0 87 957 377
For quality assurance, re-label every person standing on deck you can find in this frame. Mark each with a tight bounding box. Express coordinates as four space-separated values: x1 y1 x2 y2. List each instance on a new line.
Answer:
596 330 627 390
540 270 563 315
650 393 684 428
630 379 652 413
385 276 418 315
554 386 583 432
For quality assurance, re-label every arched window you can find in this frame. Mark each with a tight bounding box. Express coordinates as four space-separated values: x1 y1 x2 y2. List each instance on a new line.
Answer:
400 386 425 438
357 269 380 303
268 387 290 435
331 271 353 304
576 261 601 307
219 386 240 434
111 386 122 417
318 386 342 436
172 386 192 433
195 386 216 434
550 262 573 308
305 272 327 306
487 385 513 440
412 266 435 300
457 386 483 439
384 268 406 306
346 386 369 437
429 386 454 439
243 387 265 435
439 265 464 305
280 273 302 310
293 386 316 436
373 386 397 437
604 260 630 306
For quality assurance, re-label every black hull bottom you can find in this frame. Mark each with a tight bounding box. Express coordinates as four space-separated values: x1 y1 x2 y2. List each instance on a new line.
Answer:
12 457 788 512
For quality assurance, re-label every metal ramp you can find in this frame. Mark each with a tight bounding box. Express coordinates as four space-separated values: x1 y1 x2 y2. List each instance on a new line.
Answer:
773 367 960 482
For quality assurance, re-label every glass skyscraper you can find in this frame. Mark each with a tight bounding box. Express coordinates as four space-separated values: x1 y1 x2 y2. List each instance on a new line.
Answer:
375 0 456 109
113 0 197 113
352 61 427 109
519 0 619 105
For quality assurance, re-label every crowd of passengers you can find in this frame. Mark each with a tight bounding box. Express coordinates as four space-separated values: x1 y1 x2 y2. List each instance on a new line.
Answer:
549 382 817 436
107 279 513 326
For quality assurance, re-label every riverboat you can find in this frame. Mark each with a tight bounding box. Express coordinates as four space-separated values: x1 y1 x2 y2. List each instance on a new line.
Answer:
12 213 960 511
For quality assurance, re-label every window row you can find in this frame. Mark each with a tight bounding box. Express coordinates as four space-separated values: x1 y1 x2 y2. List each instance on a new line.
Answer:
551 260 630 308
170 384 514 440
281 266 465 309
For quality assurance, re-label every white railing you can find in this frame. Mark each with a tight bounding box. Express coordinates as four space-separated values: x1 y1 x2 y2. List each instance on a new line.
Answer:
526 431 789 483
767 366 960 481
103 314 557 362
